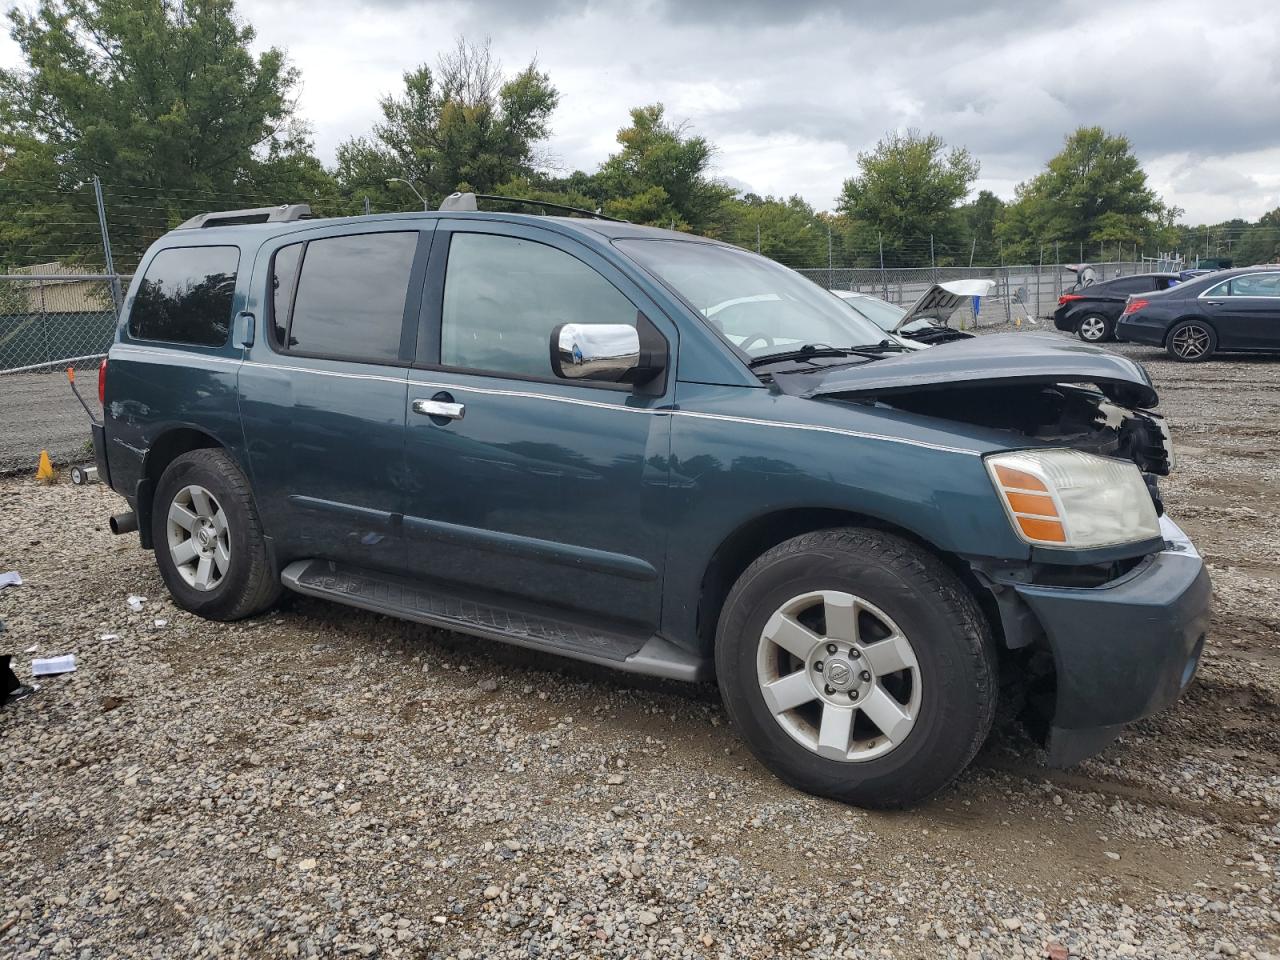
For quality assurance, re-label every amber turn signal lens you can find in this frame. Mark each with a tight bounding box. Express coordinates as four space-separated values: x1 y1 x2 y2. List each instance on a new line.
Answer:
1016 516 1066 543
1005 491 1057 516
993 464 1049 492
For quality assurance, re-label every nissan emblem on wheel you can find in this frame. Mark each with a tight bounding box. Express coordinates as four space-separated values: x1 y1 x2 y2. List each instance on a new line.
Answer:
88 195 1211 808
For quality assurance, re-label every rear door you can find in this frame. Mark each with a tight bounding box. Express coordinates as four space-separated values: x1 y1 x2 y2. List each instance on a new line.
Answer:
239 223 433 572
1203 272 1280 349
399 219 675 635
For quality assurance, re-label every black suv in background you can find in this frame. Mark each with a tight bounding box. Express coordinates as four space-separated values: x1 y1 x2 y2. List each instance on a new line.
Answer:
1053 273 1182 342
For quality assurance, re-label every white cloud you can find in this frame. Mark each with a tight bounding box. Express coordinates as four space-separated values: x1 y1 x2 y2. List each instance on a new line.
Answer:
3 0 1278 222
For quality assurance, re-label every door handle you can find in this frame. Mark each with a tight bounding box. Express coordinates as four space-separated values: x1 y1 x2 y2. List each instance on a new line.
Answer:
412 398 466 420
1206 300 1224 306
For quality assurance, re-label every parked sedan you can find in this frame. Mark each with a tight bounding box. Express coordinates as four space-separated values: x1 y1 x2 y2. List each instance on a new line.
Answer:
1117 266 1280 361
1053 273 1183 342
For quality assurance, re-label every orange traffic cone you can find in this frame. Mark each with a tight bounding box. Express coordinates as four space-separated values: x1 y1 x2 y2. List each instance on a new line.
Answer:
36 449 57 483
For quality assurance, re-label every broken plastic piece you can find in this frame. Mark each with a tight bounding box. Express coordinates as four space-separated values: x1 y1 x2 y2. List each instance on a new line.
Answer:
99 633 118 642
153 619 167 629
31 655 77 676
23 644 38 654
126 595 145 612
0 571 22 589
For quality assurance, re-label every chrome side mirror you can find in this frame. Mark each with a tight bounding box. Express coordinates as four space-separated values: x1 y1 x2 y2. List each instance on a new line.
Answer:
551 323 642 382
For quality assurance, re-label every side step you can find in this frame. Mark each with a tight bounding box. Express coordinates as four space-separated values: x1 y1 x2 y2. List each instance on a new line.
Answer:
280 560 710 683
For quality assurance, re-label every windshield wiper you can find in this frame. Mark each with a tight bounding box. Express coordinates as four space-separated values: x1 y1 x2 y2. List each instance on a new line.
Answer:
748 340 906 369
747 344 856 368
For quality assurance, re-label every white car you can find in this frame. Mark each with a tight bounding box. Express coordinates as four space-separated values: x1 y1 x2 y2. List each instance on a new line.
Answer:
831 279 996 348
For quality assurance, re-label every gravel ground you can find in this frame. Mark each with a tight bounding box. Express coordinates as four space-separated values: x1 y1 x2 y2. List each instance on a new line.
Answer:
1 333 1278 959
0 367 101 473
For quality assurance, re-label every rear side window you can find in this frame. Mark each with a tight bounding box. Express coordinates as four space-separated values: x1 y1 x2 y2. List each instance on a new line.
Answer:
440 233 637 378
1103 277 1152 295
1229 273 1280 297
129 246 239 346
275 232 418 363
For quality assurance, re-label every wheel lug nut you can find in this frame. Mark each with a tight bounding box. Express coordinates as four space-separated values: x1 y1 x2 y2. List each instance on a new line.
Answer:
850 691 859 701
824 685 834 695
850 649 861 659
860 671 871 682
826 643 837 655
814 661 823 673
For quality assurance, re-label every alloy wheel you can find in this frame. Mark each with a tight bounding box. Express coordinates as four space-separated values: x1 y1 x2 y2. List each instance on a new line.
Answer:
166 484 231 591
1078 316 1107 342
1171 324 1211 360
755 590 921 762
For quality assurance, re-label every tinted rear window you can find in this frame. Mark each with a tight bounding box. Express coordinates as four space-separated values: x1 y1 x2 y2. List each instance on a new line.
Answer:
282 232 418 363
1101 276 1153 295
128 246 239 346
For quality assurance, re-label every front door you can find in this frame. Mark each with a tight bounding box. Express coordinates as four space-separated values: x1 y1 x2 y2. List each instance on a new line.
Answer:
399 221 674 634
239 224 432 571
1206 271 1280 350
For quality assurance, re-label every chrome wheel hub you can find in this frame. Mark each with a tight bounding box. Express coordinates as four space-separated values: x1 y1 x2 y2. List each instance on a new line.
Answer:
166 484 230 592
756 590 922 763
1080 317 1105 340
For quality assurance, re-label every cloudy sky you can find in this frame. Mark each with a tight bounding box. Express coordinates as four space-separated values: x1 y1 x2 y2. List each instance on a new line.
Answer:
4 0 1279 223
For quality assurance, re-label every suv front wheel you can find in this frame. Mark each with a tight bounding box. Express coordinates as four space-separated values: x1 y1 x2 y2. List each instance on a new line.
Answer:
152 449 281 620
715 528 997 808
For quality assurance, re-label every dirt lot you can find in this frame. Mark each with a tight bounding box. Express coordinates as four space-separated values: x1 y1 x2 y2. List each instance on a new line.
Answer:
1 336 1277 960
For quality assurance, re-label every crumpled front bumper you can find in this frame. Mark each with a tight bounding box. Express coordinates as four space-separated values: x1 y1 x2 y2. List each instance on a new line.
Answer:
1013 515 1211 766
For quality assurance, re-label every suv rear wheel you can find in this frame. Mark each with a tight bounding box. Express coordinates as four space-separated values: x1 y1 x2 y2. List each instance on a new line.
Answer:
715 528 997 808
152 449 281 620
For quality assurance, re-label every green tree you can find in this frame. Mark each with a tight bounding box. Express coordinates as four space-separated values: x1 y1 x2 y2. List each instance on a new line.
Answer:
338 38 559 209
0 0 330 268
998 127 1169 260
956 190 1005 265
595 104 734 231
715 194 827 266
836 129 979 267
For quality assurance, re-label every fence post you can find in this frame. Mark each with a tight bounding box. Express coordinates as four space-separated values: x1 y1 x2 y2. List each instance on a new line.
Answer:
1036 246 1043 321
878 232 887 299
827 225 833 290
93 175 123 312
930 234 936 281
1003 268 1012 325
969 236 976 268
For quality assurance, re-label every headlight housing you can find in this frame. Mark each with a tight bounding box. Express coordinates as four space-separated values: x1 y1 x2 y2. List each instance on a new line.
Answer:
986 449 1161 549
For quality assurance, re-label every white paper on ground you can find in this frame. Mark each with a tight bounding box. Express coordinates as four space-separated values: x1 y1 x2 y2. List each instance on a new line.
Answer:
23 644 38 654
31 654 77 676
0 571 22 589
126 595 145 611
99 633 118 641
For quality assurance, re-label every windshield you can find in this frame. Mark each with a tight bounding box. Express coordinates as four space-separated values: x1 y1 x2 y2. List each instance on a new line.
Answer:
615 239 889 358
836 294 906 333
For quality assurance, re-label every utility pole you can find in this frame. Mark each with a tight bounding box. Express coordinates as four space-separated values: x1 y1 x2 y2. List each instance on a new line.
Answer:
969 236 976 268
363 196 371 216
92 175 122 312
930 234 936 280
756 223 761 255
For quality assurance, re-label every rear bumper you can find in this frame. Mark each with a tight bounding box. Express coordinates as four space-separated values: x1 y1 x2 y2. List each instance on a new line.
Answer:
1051 308 1075 332
1115 315 1167 346
1012 515 1210 766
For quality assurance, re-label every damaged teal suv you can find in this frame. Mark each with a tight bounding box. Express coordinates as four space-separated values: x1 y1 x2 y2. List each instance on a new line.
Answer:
92 195 1210 807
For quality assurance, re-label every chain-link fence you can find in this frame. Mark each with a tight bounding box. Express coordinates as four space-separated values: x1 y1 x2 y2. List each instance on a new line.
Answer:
0 268 124 373
796 260 1184 328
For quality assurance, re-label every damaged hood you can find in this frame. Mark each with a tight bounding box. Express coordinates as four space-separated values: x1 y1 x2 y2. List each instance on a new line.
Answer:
776 333 1159 408
894 279 997 331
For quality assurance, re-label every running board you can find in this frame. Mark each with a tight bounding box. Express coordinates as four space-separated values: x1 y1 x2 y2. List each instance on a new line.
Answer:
280 560 710 683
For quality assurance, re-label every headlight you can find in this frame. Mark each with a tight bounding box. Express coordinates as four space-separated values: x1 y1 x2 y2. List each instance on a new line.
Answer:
986 449 1161 549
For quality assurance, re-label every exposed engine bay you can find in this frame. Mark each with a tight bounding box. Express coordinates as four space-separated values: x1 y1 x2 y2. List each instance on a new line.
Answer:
880 382 1172 477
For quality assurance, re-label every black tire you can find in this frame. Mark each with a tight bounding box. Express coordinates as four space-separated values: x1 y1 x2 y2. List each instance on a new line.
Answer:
1075 313 1111 343
152 448 281 621
715 528 997 809
1166 319 1217 362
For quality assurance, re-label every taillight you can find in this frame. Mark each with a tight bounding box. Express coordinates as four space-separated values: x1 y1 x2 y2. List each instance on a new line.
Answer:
1057 294 1084 305
98 357 107 405
1121 298 1149 317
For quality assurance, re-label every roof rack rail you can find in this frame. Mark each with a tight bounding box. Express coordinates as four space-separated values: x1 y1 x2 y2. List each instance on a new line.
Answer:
438 191 625 222
176 203 314 230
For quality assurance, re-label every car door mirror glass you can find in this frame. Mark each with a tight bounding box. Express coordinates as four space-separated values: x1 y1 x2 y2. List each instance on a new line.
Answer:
552 323 643 382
